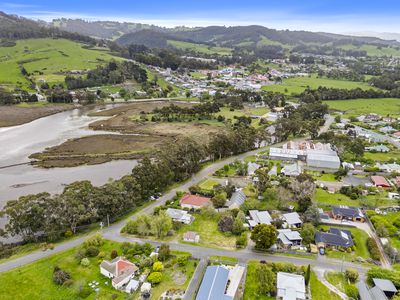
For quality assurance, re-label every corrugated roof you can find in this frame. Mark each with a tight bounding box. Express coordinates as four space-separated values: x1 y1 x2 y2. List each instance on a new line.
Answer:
283 212 302 225
196 266 232 300
373 278 397 293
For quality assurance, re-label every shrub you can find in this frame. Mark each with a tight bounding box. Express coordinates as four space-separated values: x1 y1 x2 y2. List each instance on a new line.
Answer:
64 230 73 238
345 268 359 283
85 246 99 257
345 284 358 299
75 249 85 262
110 250 118 259
177 256 189 266
141 257 154 268
158 244 170 261
83 234 104 248
53 267 71 285
63 279 74 287
97 251 106 259
78 285 92 298
80 258 90 267
147 272 162 284
367 237 381 261
153 261 164 272
236 232 248 248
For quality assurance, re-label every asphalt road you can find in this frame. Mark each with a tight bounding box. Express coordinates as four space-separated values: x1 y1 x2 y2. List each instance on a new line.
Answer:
0 116 336 274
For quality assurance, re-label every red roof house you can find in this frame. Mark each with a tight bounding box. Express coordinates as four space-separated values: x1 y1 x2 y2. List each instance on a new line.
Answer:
371 176 391 188
395 176 400 187
180 194 211 209
100 257 138 289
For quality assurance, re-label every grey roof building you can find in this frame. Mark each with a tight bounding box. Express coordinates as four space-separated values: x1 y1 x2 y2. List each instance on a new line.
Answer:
332 205 365 222
282 212 303 228
356 278 397 300
248 210 272 227
315 228 354 248
226 190 246 209
196 266 231 300
373 278 397 298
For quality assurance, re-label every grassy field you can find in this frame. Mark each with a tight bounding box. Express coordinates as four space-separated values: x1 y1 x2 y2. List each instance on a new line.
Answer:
167 40 232 55
310 272 341 300
314 189 393 209
0 38 118 90
364 150 400 162
0 239 195 300
262 74 372 95
323 98 400 118
318 225 370 261
177 214 237 250
338 44 400 57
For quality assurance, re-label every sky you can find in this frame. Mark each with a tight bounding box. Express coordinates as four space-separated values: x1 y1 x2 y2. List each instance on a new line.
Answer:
1 0 400 34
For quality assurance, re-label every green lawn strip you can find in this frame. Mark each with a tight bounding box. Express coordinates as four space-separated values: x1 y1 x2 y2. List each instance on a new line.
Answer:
317 225 370 261
310 172 338 182
167 40 232 55
364 150 400 162
324 272 348 293
314 189 359 207
209 256 238 265
198 178 220 191
310 271 341 300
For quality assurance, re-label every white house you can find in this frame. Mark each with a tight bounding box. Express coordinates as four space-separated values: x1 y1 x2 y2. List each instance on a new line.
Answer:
277 229 303 249
248 210 272 228
100 257 139 289
282 212 302 228
277 272 306 300
281 163 302 177
166 208 193 224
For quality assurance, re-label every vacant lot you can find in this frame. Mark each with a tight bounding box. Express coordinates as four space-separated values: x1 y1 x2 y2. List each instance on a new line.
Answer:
0 38 118 90
30 134 169 167
0 102 74 127
323 98 400 118
262 75 372 95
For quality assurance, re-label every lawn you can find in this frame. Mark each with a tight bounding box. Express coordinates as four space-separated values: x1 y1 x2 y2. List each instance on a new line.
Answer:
325 271 353 294
318 225 370 262
338 44 400 57
198 178 220 191
0 38 118 90
177 213 237 250
310 272 341 300
310 172 338 182
262 74 372 96
323 98 400 118
314 189 358 207
364 150 400 162
167 40 232 55
0 239 195 300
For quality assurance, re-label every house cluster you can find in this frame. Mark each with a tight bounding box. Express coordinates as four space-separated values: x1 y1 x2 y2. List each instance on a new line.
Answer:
269 141 341 172
100 257 151 296
195 264 246 300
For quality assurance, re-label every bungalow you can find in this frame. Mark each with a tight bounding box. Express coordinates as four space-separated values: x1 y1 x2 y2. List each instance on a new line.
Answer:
282 212 303 228
247 162 260 176
332 206 365 222
183 231 200 243
315 228 354 250
226 190 246 209
166 208 193 224
379 163 400 173
365 144 390 153
277 229 302 249
276 272 306 300
100 257 139 289
371 176 391 188
281 163 302 177
180 194 211 210
248 210 272 228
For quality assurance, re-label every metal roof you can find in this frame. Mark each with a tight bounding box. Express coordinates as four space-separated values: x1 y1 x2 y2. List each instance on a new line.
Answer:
283 212 302 225
315 228 354 248
373 278 397 293
196 266 232 300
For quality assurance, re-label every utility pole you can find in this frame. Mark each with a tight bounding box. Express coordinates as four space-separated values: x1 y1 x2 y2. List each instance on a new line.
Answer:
107 214 110 227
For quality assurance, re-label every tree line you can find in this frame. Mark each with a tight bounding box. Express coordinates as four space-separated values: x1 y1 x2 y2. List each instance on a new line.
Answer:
0 124 268 243
65 60 148 90
151 102 221 121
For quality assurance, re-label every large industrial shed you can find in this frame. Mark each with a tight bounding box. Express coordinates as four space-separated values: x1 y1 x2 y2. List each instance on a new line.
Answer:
306 152 341 170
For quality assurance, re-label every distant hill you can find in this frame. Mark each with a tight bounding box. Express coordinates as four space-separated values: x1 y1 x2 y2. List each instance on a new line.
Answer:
347 31 400 42
51 18 164 40
0 11 98 44
115 25 400 51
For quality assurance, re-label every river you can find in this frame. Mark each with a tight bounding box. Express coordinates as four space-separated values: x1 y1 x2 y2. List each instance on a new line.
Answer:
0 105 138 237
